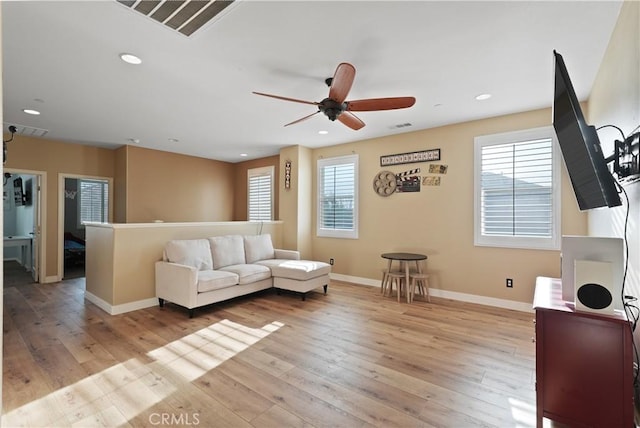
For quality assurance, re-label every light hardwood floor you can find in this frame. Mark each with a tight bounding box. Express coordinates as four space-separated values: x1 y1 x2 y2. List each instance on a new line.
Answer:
3 277 539 427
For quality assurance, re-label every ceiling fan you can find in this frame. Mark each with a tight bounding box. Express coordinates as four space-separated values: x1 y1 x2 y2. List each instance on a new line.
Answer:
253 63 416 130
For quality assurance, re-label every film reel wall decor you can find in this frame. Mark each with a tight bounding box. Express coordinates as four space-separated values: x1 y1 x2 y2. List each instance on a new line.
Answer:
372 164 448 196
373 170 397 196
373 168 421 196
374 148 447 196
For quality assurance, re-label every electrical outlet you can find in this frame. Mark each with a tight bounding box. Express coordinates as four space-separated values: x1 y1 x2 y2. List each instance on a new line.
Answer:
506 278 513 288
329 258 334 265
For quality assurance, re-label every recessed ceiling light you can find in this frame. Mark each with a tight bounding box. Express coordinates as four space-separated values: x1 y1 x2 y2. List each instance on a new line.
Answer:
433 103 443 108
127 138 140 144
22 109 40 115
168 138 179 143
318 130 328 135
120 53 142 65
240 153 248 157
475 93 492 101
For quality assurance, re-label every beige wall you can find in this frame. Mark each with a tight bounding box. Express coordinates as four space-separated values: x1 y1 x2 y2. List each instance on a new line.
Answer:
85 224 115 303
114 146 127 223
587 1 640 336
588 0 639 148
233 155 279 221
279 146 301 252
296 146 313 257
124 145 235 223
3 136 115 279
274 146 314 257
86 221 284 308
1 138 239 279
1 3 4 409
0 109 593 305
311 108 588 304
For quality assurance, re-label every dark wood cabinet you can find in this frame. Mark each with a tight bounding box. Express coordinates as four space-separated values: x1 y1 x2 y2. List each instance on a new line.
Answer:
534 277 634 427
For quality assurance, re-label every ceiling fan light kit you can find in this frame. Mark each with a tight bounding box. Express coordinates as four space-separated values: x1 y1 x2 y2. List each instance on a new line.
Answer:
253 62 416 130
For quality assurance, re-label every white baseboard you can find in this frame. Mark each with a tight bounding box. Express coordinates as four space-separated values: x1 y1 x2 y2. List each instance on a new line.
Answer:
85 291 158 315
84 291 112 313
82 274 532 316
330 273 533 313
43 275 61 283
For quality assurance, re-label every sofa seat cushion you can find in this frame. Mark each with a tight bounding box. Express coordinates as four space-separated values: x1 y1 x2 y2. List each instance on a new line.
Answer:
270 260 332 281
165 239 213 271
209 235 245 269
244 234 275 263
197 270 239 293
254 259 298 269
220 264 272 285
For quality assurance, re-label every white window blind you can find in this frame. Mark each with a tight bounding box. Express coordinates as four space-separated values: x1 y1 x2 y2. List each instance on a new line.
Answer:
474 127 560 250
317 154 358 239
248 166 273 221
79 179 109 225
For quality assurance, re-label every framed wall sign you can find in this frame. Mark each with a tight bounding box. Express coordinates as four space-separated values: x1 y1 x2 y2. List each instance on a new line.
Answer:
380 149 440 166
284 160 292 189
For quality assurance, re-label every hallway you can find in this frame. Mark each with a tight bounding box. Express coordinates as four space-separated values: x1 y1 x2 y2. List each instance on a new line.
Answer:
3 260 34 288
3 260 84 289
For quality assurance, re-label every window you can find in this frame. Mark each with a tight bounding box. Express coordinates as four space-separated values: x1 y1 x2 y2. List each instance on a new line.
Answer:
474 126 561 250
78 179 109 226
317 154 358 239
248 166 274 221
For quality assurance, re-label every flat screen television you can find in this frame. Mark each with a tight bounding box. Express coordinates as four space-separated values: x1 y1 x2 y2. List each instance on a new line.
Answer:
552 50 621 210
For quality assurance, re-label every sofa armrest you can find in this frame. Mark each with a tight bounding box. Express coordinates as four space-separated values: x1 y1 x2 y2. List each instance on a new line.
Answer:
274 249 300 260
155 261 198 309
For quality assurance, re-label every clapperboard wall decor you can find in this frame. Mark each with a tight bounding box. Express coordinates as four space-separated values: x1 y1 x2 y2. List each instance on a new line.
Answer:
373 167 422 196
395 168 421 193
374 149 447 196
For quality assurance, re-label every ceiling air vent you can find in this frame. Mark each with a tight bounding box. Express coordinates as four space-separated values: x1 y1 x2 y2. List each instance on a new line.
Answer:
389 123 412 130
3 123 49 138
117 0 236 37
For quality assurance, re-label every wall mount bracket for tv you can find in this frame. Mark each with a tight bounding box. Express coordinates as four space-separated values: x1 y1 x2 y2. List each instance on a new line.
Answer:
606 131 640 181
3 125 17 164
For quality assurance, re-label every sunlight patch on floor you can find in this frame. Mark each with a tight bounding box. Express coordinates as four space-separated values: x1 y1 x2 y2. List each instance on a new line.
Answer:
2 319 283 427
509 396 537 428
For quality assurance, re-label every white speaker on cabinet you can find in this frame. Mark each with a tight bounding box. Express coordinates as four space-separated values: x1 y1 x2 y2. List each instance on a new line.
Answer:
574 259 615 314
561 236 623 312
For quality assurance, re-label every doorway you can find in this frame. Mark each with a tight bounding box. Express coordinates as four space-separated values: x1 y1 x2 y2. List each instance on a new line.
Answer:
3 169 44 286
59 174 112 280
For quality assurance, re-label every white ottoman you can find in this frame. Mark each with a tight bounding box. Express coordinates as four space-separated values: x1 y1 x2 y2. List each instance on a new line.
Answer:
271 260 331 300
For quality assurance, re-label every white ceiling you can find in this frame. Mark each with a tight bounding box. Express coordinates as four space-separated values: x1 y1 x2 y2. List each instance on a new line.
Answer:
2 1 623 163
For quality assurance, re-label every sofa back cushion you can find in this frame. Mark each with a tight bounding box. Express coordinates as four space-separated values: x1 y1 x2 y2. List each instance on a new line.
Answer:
165 239 213 271
244 234 275 263
208 235 246 269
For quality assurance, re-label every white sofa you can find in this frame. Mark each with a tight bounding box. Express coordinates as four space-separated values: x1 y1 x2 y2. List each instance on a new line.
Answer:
155 234 331 317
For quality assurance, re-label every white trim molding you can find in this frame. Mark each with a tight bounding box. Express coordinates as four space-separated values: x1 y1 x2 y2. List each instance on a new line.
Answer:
330 273 534 313
85 291 158 315
85 273 533 316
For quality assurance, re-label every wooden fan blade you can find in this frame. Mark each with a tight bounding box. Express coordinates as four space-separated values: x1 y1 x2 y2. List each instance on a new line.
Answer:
253 92 319 106
346 97 416 111
328 63 356 104
284 111 320 127
338 111 365 130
